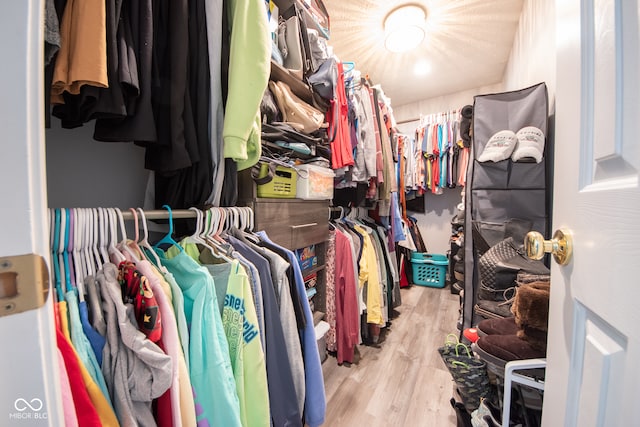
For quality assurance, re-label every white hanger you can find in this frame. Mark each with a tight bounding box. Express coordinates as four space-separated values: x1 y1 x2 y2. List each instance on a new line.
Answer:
82 208 96 278
97 208 110 265
107 208 126 264
201 208 233 263
126 208 143 259
90 208 100 272
136 208 166 272
181 207 204 246
248 207 255 232
115 207 140 261
71 208 86 301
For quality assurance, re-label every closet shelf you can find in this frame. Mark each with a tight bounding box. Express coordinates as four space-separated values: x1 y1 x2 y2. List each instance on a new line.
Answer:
270 60 314 105
272 0 330 39
301 264 325 277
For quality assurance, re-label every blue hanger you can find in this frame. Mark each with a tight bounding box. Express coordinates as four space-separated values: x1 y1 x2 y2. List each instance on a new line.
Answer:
62 209 73 293
342 61 355 73
153 205 184 252
52 209 64 301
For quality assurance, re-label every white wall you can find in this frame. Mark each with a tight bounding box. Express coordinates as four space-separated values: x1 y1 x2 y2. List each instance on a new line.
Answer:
503 0 556 110
45 121 149 209
393 83 504 124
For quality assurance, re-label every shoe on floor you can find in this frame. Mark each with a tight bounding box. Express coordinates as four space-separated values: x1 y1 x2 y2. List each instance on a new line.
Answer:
451 281 464 295
477 316 518 337
471 398 502 427
474 334 546 371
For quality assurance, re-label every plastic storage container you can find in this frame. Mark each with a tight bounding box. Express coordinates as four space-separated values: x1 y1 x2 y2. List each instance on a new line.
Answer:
315 320 330 363
410 253 449 288
296 164 335 200
256 163 297 198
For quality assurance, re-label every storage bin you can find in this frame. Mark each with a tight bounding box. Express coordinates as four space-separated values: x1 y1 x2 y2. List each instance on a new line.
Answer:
296 164 335 200
256 163 297 198
315 320 330 363
410 253 449 288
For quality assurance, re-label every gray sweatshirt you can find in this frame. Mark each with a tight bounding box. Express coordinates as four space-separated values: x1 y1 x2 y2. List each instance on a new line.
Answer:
97 263 173 427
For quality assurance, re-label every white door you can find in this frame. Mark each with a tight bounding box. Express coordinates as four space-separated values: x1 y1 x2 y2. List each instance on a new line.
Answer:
543 0 640 425
0 1 63 425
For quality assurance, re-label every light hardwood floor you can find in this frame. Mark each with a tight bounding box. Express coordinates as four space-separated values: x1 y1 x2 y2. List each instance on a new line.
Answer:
321 284 460 426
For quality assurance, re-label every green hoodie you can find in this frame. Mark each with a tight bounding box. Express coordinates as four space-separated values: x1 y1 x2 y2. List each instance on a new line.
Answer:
223 0 270 171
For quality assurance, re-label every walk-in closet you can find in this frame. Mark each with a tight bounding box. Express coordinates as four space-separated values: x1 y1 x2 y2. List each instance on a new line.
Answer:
2 0 640 426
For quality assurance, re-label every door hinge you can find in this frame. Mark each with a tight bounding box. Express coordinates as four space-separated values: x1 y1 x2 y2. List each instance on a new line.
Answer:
0 254 49 318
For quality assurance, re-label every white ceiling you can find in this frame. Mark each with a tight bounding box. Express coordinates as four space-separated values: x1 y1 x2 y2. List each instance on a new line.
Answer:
323 0 524 108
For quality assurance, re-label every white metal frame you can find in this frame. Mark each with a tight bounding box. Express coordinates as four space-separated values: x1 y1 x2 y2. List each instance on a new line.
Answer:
502 358 546 427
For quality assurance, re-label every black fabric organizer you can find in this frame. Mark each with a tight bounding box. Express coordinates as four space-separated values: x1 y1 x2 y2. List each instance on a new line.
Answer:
462 82 551 331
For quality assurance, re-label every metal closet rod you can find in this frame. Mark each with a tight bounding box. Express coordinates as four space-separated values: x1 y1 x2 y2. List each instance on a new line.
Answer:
75 207 252 221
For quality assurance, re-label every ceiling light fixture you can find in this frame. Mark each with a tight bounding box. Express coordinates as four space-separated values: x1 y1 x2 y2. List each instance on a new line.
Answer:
383 4 427 53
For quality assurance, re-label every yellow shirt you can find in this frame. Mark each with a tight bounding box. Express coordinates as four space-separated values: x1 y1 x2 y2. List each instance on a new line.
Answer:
354 225 384 325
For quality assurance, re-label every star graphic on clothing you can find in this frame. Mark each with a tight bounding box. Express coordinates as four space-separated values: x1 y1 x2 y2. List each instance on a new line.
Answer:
144 314 151 323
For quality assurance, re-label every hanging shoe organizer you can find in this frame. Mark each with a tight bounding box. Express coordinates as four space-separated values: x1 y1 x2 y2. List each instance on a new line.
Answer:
462 82 552 331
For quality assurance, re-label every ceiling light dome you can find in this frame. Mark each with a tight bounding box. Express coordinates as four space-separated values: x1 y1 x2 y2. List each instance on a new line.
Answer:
384 4 427 53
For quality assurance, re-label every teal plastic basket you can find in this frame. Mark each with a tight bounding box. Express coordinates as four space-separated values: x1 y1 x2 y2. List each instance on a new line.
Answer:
410 253 449 288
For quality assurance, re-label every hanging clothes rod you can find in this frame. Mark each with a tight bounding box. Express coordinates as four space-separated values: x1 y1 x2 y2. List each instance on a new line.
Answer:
396 117 421 125
65 207 252 221
396 109 461 125
119 209 198 220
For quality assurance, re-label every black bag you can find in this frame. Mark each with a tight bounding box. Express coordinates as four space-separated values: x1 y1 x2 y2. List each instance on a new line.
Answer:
308 57 337 101
478 237 549 300
438 335 491 412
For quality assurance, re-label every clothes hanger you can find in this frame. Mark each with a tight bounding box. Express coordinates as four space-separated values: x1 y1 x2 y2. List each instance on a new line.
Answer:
70 208 87 301
342 60 355 74
185 207 233 263
203 208 235 262
136 208 167 271
235 206 260 243
180 207 205 246
248 207 255 232
153 205 184 253
125 208 144 260
87 208 100 271
107 208 126 264
51 209 64 302
114 207 140 261
66 208 80 291
82 208 96 278
60 208 73 294
97 208 110 265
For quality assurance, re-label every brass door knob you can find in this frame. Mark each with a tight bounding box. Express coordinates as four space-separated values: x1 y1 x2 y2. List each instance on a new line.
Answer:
524 228 573 266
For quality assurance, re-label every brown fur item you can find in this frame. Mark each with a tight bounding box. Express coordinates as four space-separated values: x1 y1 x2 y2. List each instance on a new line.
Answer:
511 281 550 331
511 281 550 351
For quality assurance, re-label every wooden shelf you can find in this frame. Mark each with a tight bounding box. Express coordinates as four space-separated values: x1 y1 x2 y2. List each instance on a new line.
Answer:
302 264 325 277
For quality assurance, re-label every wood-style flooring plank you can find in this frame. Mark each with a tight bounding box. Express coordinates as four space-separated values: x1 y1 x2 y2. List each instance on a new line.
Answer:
321 285 460 426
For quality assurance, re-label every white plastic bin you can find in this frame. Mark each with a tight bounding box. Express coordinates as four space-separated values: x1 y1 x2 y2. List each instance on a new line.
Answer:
296 164 335 200
315 320 330 362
